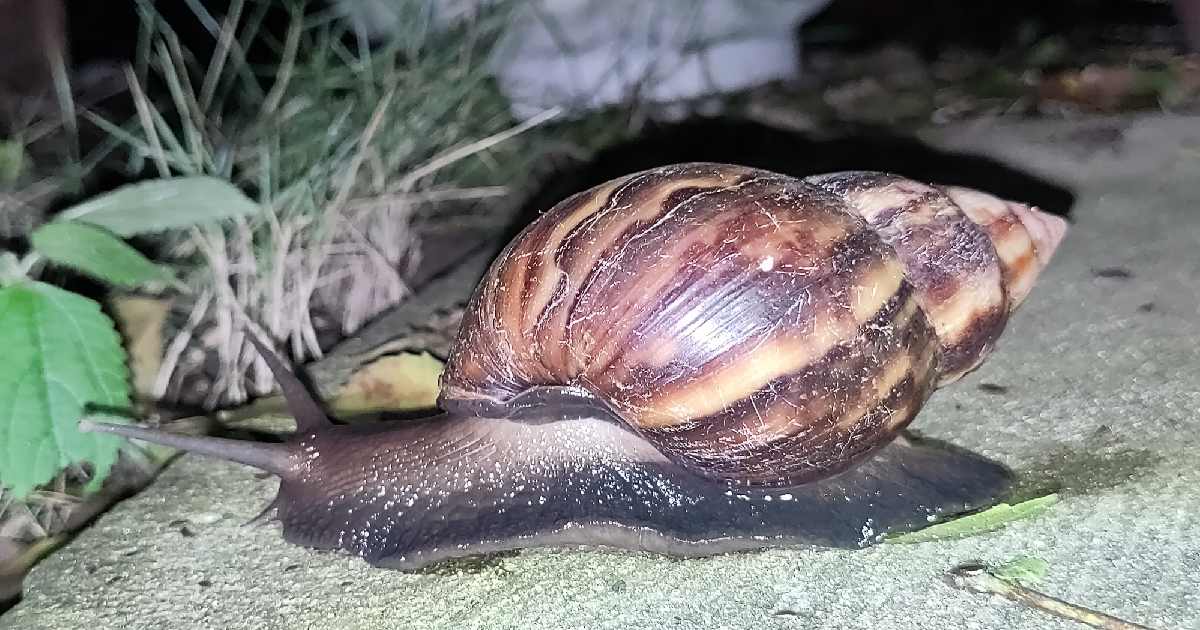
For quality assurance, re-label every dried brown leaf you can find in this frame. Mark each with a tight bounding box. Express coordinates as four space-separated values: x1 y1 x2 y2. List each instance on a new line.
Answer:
330 352 444 414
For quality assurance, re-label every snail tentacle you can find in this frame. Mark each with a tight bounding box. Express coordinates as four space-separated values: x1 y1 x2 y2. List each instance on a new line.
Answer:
243 331 333 433
81 419 293 478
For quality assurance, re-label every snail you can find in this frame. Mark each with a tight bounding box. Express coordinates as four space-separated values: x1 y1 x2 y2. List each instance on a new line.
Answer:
83 162 1068 570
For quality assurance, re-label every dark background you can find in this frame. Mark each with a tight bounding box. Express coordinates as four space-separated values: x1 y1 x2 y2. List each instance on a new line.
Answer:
60 0 1193 67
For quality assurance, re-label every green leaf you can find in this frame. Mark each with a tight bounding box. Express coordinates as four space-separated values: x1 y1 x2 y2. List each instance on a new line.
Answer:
54 176 261 236
992 556 1050 587
885 494 1060 544
31 222 176 289
0 281 131 498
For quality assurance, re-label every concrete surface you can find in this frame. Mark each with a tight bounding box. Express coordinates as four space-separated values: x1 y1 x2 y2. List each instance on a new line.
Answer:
4 112 1200 630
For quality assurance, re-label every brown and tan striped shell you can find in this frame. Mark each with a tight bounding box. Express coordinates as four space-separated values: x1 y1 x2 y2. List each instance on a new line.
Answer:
439 163 1066 487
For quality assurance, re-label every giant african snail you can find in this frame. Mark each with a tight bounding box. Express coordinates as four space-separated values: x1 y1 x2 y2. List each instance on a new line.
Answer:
85 163 1068 570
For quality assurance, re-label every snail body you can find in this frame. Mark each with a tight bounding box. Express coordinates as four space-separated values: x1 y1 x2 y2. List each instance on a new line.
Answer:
87 163 1067 570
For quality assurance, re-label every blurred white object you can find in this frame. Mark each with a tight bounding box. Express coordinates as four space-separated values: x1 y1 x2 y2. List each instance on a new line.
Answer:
335 0 833 120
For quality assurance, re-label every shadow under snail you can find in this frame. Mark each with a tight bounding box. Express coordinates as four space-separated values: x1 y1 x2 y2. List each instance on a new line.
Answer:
84 162 1068 570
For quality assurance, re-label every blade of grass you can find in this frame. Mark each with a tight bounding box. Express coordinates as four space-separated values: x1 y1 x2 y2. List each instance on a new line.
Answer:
123 66 170 177
134 1 156 85
80 111 194 174
150 44 204 174
198 0 244 112
261 7 302 116
396 106 562 192
159 32 211 171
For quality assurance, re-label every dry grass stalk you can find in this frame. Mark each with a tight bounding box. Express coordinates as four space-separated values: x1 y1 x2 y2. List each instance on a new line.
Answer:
69 1 557 408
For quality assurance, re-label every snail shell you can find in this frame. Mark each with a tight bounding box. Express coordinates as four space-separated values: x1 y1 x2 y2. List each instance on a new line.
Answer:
442 163 1064 486
84 162 1067 569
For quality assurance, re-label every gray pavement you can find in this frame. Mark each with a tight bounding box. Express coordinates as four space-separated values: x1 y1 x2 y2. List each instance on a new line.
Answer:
3 112 1198 630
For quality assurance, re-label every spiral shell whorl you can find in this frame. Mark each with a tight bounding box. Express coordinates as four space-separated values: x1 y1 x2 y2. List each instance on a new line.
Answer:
941 185 1066 310
805 172 1011 384
441 163 947 485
